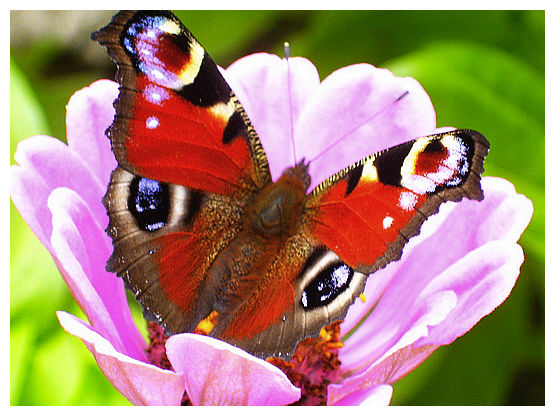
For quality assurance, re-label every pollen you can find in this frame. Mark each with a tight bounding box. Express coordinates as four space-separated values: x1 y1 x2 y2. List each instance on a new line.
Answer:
194 310 220 335
359 293 367 303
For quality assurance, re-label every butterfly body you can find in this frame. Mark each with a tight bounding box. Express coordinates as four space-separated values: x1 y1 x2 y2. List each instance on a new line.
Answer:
94 10 489 358
200 175 305 321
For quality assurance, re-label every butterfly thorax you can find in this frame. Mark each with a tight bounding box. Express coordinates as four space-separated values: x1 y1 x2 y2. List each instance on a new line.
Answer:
248 162 310 239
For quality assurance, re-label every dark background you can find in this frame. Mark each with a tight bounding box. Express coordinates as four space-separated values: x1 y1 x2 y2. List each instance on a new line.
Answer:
10 10 544 405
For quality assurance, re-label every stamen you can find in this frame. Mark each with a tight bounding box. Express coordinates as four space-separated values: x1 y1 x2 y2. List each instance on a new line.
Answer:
310 90 411 164
147 316 345 405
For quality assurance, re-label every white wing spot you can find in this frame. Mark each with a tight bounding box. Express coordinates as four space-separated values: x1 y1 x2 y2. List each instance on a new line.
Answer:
146 116 159 129
398 191 418 211
382 215 394 229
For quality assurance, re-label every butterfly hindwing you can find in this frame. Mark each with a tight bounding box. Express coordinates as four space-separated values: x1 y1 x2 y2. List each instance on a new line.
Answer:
305 129 490 274
104 166 250 334
208 234 368 358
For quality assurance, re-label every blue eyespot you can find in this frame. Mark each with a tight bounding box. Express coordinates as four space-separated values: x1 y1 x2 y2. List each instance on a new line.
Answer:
128 176 169 232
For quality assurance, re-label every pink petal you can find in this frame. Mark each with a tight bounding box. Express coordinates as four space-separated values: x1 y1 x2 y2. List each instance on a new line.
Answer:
165 333 300 406
331 383 393 406
339 242 524 380
339 177 533 372
401 178 533 283
10 150 55 249
329 344 437 405
11 135 107 246
467 177 534 244
340 241 523 385
57 312 184 406
366 247 525 386
65 79 118 188
340 280 457 376
416 240 525 346
294 64 436 191
225 53 320 179
49 187 147 362
10 80 118 251
382 344 438 385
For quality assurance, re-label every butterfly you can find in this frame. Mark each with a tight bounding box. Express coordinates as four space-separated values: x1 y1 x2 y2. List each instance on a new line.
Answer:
93 10 489 359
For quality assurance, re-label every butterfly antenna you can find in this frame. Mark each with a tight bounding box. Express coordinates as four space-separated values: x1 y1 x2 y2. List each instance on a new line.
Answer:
310 90 410 164
284 41 298 166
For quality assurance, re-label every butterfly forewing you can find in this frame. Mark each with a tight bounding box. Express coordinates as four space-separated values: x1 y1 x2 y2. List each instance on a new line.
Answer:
92 10 270 195
306 129 489 274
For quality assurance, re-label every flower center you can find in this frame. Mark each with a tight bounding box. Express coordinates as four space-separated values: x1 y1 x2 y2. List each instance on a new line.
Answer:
146 320 344 406
267 321 344 406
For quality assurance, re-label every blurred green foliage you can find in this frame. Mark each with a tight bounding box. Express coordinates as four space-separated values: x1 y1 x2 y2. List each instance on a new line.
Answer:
10 10 544 405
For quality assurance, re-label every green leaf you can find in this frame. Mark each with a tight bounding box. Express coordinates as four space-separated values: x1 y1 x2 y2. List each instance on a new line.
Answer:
299 11 544 79
71 364 132 405
174 11 281 63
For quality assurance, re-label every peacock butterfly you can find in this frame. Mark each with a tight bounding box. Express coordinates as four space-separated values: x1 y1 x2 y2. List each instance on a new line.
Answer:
92 10 489 359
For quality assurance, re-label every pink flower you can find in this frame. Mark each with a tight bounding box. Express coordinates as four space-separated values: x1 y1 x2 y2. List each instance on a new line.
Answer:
10 53 533 405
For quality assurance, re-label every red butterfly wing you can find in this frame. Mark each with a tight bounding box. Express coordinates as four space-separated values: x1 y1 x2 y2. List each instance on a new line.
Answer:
306 130 490 273
93 10 269 195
